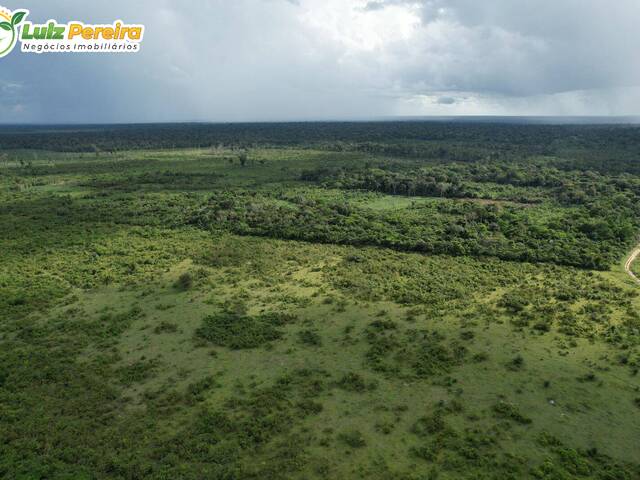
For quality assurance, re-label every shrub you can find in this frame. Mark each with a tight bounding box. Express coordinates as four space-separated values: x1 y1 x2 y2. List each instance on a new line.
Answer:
472 352 489 363
175 272 194 290
298 329 322 346
336 372 374 393
577 372 598 383
507 355 525 371
186 375 219 403
154 321 178 334
369 319 397 331
374 420 395 435
296 399 323 415
499 293 529 312
116 358 159 386
492 401 532 425
338 430 366 448
196 311 290 349
460 330 475 340
412 413 446 436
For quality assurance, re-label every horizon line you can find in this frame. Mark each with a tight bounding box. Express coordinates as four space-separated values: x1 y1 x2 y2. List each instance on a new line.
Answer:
1 115 640 128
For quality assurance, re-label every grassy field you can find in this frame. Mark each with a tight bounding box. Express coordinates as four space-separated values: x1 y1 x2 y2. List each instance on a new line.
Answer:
1 125 640 479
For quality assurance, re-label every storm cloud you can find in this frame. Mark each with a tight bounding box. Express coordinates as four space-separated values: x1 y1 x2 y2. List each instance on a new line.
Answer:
0 0 638 122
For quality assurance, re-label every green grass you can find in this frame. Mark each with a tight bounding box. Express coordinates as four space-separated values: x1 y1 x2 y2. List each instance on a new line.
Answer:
1 143 639 479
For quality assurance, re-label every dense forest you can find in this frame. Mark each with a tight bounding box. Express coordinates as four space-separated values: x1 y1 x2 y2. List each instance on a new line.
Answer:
1 122 640 165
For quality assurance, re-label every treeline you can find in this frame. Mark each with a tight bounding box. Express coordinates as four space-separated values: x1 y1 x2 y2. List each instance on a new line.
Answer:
189 191 637 270
2 122 640 165
314 141 497 162
302 161 640 206
303 166 514 201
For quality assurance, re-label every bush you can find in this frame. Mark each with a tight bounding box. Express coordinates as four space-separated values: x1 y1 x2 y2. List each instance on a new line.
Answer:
577 372 598 383
507 355 525 371
411 413 446 436
492 401 532 425
186 375 219 402
298 329 322 346
196 311 288 349
115 359 159 386
154 321 178 334
336 372 375 393
338 430 366 448
175 272 194 290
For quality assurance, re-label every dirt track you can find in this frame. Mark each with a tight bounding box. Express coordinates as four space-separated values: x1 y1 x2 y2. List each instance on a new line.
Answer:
624 246 640 284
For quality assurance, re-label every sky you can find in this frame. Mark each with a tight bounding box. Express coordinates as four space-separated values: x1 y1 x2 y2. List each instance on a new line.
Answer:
0 0 639 123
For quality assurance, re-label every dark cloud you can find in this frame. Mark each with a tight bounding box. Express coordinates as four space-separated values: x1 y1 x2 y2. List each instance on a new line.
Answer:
436 96 456 105
370 0 640 96
0 0 637 123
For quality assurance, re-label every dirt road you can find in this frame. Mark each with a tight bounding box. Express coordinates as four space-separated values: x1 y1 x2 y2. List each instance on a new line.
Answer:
624 246 640 284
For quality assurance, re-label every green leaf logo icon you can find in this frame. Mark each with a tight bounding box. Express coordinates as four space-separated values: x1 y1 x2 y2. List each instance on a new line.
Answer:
11 11 26 26
0 9 28 58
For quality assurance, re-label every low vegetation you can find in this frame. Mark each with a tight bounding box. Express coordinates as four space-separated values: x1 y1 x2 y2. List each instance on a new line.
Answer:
1 122 639 479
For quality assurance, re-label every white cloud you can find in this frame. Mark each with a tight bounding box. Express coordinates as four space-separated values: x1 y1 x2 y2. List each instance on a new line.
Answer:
0 0 638 122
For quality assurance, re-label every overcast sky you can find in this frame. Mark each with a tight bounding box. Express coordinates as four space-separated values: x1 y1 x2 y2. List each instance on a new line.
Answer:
1 0 639 123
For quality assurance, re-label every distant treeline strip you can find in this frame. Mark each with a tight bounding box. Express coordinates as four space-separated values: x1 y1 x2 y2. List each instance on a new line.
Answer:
2 121 640 171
